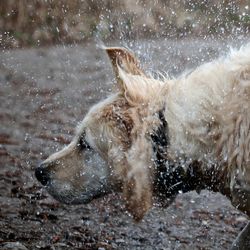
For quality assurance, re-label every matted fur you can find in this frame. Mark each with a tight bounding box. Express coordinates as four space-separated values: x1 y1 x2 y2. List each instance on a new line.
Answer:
36 44 250 224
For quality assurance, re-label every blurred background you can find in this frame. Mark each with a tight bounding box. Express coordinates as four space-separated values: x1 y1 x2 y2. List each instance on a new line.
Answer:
1 0 250 48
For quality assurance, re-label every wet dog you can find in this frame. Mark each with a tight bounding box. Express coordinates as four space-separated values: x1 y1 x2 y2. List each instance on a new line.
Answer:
35 44 250 249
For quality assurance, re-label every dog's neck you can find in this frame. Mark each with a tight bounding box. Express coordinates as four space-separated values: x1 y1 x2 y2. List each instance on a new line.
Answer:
151 110 230 201
154 159 230 200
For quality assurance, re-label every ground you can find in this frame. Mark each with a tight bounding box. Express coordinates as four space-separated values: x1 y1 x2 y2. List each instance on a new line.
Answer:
0 38 249 250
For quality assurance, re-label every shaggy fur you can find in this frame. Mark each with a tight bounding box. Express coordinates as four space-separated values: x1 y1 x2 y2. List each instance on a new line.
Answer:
35 44 250 247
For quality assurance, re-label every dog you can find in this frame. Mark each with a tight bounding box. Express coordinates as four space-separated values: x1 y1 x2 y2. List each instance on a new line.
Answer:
35 44 250 249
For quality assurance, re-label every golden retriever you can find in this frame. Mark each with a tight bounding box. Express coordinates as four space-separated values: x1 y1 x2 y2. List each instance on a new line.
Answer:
35 44 250 249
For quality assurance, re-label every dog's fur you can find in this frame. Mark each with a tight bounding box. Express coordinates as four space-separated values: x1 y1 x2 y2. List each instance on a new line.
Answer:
36 44 250 247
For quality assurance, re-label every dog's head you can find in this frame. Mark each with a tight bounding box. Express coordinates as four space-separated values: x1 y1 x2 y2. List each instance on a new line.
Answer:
35 47 167 221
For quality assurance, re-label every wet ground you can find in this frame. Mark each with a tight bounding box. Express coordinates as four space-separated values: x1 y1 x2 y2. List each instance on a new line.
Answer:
0 38 249 250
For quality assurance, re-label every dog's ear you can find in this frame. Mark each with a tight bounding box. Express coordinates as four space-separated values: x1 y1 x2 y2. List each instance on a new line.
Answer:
105 47 164 105
118 68 165 105
123 163 153 221
122 136 153 221
105 47 145 84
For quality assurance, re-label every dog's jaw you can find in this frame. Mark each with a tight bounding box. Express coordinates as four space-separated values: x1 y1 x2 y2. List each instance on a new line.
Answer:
46 178 112 204
37 132 114 205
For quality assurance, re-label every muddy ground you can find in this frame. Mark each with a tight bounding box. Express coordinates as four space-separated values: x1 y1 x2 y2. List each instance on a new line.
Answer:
0 38 249 250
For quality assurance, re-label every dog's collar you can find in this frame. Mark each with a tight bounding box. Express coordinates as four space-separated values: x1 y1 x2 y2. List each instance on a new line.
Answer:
151 110 204 199
151 109 169 166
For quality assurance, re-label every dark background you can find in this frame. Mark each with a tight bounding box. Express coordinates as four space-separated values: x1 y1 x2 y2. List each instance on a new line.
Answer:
0 0 249 48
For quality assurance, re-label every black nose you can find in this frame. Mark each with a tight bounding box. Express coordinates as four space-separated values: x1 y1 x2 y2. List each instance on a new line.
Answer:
35 165 50 186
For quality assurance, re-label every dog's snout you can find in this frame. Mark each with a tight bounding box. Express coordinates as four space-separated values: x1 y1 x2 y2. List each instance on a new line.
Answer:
35 164 51 186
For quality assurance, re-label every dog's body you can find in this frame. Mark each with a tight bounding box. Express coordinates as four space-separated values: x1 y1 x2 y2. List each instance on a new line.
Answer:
35 44 250 249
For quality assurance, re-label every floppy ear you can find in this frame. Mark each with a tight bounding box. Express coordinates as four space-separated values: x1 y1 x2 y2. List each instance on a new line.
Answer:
105 46 164 106
122 135 154 221
105 46 145 84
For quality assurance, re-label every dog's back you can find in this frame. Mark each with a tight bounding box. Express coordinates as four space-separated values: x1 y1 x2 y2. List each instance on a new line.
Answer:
162 44 250 215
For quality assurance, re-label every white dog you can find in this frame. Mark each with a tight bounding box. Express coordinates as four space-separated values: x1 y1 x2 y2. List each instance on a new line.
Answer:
36 44 250 249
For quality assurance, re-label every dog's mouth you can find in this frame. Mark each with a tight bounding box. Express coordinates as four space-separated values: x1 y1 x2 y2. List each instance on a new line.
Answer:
45 178 112 205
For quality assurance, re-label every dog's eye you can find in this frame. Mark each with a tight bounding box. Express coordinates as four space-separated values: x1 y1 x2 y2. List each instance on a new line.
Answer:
78 135 92 151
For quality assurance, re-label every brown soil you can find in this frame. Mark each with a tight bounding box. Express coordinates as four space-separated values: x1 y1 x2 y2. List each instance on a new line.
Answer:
0 38 249 250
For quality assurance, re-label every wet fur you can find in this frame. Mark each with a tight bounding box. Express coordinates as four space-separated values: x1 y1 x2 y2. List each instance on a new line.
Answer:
37 45 250 224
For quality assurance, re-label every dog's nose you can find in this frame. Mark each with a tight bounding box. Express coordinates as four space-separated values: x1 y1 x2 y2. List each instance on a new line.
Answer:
35 164 50 186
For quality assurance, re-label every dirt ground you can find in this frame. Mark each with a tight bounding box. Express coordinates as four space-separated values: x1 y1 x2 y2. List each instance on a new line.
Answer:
0 38 249 250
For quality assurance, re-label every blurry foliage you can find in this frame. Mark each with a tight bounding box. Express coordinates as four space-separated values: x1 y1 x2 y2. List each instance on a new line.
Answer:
0 0 249 48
